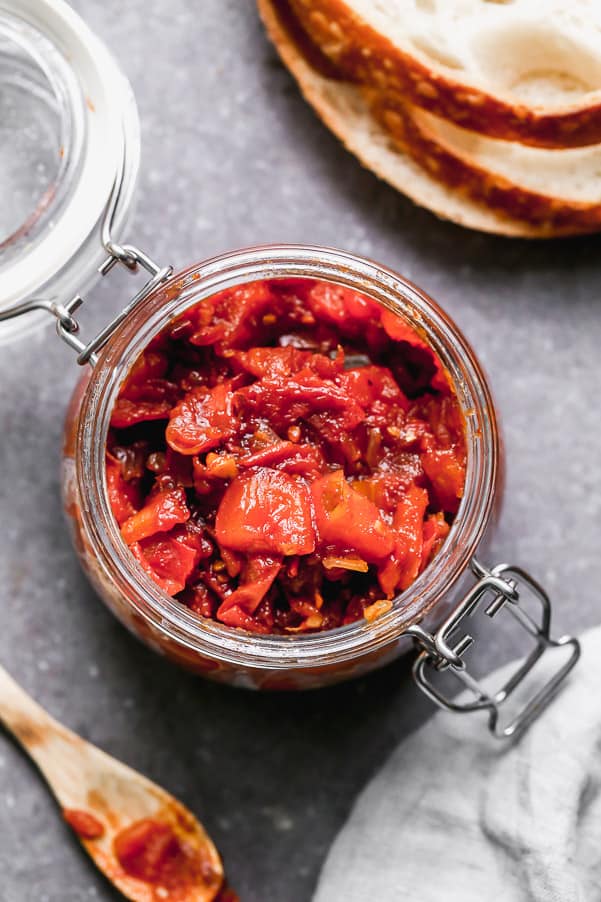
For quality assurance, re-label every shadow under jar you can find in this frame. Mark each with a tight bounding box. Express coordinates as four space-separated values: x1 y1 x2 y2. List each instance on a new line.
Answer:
60 246 579 738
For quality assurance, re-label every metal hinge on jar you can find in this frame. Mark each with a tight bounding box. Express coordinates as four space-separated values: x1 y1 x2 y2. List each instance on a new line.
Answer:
404 560 581 739
0 151 173 366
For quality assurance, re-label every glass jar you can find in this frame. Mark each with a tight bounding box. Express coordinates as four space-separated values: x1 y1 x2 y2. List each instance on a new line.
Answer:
58 244 579 737
0 0 139 343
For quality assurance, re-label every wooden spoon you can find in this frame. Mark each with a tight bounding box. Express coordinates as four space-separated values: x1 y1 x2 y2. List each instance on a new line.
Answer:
0 663 224 901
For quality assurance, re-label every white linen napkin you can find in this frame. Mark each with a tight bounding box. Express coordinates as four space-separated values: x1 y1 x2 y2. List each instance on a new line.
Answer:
314 628 599 902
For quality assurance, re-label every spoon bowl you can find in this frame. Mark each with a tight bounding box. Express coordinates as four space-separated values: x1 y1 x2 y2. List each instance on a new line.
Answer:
0 663 224 901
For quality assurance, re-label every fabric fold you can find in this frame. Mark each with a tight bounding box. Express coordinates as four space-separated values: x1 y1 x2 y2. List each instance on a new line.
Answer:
314 628 599 902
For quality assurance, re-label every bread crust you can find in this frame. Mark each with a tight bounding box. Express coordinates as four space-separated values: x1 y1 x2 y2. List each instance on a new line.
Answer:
258 0 597 237
287 0 601 149
370 95 601 231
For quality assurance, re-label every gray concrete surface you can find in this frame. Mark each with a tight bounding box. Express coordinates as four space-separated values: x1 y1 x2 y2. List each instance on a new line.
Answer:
1 2 600 900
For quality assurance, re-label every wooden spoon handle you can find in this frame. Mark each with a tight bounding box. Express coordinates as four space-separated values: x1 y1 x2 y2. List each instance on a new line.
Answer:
0 663 82 801
0 663 56 739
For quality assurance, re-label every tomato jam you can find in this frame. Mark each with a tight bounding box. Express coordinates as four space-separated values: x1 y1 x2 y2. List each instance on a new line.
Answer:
63 808 105 840
113 816 223 898
105 278 466 634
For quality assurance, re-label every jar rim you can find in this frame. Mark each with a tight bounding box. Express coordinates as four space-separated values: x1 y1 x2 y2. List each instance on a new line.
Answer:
74 244 500 670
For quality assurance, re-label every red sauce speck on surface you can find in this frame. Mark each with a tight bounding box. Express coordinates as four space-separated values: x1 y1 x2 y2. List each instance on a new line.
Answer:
107 278 466 634
214 886 240 902
63 808 105 840
113 817 208 891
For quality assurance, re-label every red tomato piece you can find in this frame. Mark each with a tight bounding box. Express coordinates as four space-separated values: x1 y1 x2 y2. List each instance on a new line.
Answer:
422 447 465 514
421 512 450 572
378 485 428 596
171 521 213 559
110 397 173 429
230 346 344 381
119 378 179 406
229 346 313 379
121 486 190 544
338 365 410 413
120 350 169 395
352 459 422 514
111 350 177 427
130 531 200 596
166 382 239 455
306 282 378 326
312 470 394 562
215 469 315 556
218 556 282 616
189 281 277 349
240 440 325 477
217 604 272 633
381 310 426 346
237 370 365 432
105 453 142 525
381 310 448 393
415 395 465 449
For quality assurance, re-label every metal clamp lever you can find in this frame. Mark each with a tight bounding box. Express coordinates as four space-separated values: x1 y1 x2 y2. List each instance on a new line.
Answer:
404 560 581 739
56 246 173 366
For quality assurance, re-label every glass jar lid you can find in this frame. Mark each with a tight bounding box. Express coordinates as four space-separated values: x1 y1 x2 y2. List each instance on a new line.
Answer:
0 0 139 341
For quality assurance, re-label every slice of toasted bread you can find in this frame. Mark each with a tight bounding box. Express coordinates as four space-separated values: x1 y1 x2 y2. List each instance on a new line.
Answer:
369 95 601 231
287 0 601 149
257 0 594 237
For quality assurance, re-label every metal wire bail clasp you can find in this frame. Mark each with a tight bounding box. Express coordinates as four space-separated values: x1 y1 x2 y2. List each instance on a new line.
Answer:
52 246 172 367
405 560 581 739
57 148 173 366
71 244 172 366
0 142 173 366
